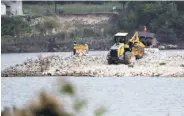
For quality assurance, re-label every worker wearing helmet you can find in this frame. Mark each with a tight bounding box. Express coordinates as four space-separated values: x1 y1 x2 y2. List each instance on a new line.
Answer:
144 26 147 32
85 42 89 54
73 41 77 55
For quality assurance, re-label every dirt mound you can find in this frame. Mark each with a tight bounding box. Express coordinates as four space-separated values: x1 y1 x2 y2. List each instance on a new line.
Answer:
59 13 118 25
2 50 184 77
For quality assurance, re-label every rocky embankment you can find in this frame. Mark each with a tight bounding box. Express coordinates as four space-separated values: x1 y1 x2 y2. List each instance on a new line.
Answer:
2 49 184 77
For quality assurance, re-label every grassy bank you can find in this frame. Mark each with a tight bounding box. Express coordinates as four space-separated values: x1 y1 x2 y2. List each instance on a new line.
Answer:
1 13 117 53
1 35 113 53
2 2 184 53
23 2 121 15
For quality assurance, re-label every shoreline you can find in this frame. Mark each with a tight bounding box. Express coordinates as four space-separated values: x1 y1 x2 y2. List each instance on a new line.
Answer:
2 48 184 54
2 49 184 77
2 75 184 78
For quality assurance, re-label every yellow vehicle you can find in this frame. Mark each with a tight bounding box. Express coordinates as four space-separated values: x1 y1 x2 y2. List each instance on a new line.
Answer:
73 44 88 56
106 32 145 64
129 32 145 59
137 26 158 47
137 31 158 47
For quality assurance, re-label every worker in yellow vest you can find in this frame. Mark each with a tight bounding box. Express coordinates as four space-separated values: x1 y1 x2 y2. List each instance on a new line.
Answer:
85 42 89 54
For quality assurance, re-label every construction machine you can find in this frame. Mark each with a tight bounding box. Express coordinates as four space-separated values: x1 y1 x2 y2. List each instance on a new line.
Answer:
107 32 145 64
138 31 158 47
73 43 88 56
138 26 158 47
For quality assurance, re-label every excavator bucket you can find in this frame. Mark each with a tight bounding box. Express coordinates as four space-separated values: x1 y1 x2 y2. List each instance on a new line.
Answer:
137 31 158 47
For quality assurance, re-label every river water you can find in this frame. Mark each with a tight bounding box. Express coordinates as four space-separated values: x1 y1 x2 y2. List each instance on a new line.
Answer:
1 51 184 116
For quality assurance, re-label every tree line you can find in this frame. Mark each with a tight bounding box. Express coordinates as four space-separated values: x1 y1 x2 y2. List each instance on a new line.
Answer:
22 1 184 42
117 1 184 43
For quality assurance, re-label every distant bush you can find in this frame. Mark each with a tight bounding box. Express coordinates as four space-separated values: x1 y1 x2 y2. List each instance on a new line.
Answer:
57 8 65 14
83 28 95 37
38 55 51 72
1 16 31 37
159 62 167 65
55 32 66 40
44 17 60 29
118 1 184 41
36 17 60 35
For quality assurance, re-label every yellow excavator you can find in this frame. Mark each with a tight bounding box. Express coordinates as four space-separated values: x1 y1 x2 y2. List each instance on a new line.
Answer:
106 32 145 64
129 31 145 59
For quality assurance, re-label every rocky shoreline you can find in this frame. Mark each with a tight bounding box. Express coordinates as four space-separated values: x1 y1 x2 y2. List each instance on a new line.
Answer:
2 49 184 77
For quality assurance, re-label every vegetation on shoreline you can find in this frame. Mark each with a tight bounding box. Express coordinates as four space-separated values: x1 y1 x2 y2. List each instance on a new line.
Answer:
1 13 116 53
23 2 121 15
2 1 184 53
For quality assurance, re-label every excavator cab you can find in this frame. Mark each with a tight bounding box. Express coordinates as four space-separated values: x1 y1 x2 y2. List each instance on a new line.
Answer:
114 36 127 44
114 33 129 44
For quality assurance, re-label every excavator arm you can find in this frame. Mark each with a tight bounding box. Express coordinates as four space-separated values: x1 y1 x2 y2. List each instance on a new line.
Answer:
129 32 139 42
129 32 145 48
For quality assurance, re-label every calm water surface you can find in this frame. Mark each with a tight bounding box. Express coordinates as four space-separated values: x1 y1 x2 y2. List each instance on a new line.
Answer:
1 51 184 116
2 77 184 116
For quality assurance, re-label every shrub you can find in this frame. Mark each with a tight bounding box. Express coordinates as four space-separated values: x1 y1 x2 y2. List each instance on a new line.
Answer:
159 62 167 65
83 28 95 37
55 32 66 40
1 16 31 37
36 17 60 35
38 55 51 72
44 17 60 29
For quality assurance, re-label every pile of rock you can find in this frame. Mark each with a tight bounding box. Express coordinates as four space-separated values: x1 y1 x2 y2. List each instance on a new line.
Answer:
2 50 184 77
158 44 179 50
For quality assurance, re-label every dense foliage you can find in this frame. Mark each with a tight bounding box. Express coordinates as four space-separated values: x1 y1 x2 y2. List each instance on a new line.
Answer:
3 1 184 41
1 16 31 37
118 1 184 42
2 1 184 53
